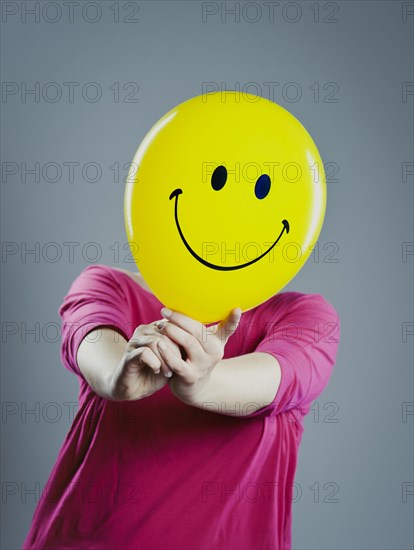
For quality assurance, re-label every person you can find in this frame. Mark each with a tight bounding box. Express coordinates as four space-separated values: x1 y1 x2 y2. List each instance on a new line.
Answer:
23 263 340 549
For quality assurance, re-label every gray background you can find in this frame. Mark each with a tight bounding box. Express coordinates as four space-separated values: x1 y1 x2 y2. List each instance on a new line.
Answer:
1 1 413 548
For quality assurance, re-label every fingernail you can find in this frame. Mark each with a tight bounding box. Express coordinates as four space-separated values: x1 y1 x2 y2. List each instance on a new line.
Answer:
161 307 172 318
158 341 166 350
155 369 161 375
164 371 173 378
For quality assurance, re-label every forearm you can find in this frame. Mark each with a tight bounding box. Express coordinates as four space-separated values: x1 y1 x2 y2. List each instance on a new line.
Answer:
76 327 128 399
186 352 282 417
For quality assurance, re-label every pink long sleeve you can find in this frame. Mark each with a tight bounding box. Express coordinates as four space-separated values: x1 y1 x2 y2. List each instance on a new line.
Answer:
24 264 341 549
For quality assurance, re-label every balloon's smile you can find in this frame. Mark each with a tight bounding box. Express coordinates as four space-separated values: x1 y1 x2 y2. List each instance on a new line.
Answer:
169 188 290 271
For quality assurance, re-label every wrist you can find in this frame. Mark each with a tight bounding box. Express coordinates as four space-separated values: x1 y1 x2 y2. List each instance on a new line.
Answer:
178 364 219 410
99 368 122 400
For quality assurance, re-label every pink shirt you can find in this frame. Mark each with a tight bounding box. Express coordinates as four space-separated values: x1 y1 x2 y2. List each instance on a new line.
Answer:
23 264 340 549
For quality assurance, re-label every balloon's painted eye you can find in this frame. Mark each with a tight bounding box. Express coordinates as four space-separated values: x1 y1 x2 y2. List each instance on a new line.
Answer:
211 165 227 191
254 174 271 199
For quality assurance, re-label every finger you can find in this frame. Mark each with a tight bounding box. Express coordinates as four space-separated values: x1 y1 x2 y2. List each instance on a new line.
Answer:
128 346 162 375
128 325 144 349
156 320 191 359
215 307 242 345
147 341 175 378
153 323 184 376
157 341 191 379
157 319 204 363
128 325 173 377
159 308 205 346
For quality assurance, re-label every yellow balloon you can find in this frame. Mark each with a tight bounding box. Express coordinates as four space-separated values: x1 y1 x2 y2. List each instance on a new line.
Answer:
124 92 326 324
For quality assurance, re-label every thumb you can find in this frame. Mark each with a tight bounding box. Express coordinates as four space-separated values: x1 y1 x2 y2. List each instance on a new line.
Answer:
215 307 242 344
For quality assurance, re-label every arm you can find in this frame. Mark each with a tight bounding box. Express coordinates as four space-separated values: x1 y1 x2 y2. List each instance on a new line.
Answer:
58 265 182 401
76 323 182 401
76 327 128 400
155 295 340 419
178 352 282 417
155 307 282 417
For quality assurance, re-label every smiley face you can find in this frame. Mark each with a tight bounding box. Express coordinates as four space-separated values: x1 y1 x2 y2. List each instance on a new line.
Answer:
125 92 326 323
169 169 290 271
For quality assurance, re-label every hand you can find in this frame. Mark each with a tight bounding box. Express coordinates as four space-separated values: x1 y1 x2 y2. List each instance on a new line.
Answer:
155 307 242 405
108 320 183 401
